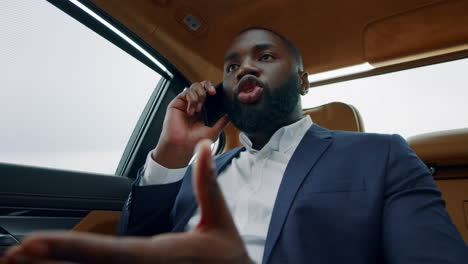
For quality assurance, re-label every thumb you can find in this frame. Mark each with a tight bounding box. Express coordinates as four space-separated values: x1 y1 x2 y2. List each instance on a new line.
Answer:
193 139 237 234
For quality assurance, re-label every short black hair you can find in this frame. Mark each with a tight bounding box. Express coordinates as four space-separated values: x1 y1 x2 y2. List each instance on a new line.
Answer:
236 26 304 71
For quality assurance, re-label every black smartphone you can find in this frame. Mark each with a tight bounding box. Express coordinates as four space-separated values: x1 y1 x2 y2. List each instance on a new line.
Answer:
202 82 226 127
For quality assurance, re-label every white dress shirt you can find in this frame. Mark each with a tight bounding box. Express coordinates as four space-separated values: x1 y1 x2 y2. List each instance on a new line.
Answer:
140 116 313 263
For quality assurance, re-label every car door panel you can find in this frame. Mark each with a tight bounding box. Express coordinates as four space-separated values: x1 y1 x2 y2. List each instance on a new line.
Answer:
0 163 131 254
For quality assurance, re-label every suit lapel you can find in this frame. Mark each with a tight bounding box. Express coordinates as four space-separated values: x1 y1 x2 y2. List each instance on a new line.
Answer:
262 124 333 264
171 147 244 232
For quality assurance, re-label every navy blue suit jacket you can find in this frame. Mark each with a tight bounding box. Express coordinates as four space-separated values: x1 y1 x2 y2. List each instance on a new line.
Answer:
117 124 468 263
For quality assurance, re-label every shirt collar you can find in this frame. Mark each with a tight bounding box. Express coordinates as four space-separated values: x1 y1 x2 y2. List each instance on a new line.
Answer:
239 115 313 153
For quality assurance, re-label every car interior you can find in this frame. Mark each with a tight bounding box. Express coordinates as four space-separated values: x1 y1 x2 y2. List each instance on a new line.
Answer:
1 0 467 261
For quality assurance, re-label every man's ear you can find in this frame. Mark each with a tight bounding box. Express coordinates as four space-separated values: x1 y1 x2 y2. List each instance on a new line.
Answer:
299 71 309 95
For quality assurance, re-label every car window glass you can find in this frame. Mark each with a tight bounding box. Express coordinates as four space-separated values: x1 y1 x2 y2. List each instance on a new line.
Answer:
302 58 468 138
0 1 162 174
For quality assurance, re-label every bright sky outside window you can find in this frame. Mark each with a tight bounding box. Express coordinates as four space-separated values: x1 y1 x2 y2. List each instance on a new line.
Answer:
302 58 468 138
0 0 162 174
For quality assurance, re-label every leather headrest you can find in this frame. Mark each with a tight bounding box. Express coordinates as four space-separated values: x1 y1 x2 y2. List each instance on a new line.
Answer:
407 128 468 166
302 102 364 132
222 102 365 152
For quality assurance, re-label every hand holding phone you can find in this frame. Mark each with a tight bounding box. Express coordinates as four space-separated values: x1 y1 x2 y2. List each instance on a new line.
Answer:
151 81 229 169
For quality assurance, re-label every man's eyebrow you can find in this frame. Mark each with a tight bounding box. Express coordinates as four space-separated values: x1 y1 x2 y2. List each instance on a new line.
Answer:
224 43 277 63
252 43 276 53
224 52 239 63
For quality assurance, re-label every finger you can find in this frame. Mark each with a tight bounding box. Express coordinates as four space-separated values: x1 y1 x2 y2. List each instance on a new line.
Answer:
193 140 238 234
9 232 140 264
201 80 216 95
211 115 230 133
5 244 22 256
193 87 207 113
186 89 199 104
185 91 198 116
184 94 193 116
175 87 189 102
4 245 29 264
12 231 214 264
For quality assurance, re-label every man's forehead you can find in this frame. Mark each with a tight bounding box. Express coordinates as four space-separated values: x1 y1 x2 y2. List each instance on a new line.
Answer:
225 29 285 55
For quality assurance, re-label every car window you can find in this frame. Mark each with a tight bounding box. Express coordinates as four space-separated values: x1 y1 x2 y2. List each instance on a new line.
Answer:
0 1 163 174
302 58 468 138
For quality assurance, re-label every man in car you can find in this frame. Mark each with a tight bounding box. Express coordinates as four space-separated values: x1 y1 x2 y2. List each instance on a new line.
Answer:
6 27 468 264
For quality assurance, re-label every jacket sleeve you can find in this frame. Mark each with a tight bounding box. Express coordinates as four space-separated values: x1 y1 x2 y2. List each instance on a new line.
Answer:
382 134 468 263
116 167 183 236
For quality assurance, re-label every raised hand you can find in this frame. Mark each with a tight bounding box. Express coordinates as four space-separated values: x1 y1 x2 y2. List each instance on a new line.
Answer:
5 140 253 264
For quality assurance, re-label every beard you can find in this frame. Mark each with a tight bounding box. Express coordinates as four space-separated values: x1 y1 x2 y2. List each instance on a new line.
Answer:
224 73 301 134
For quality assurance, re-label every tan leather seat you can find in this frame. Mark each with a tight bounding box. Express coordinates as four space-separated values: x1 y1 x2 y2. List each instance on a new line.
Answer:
222 101 364 152
408 128 468 243
302 102 364 132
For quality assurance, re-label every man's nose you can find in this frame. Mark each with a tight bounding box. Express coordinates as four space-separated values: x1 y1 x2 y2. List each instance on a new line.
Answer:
236 59 260 81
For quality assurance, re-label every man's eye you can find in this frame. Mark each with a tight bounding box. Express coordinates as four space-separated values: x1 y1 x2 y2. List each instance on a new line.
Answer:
227 64 239 73
260 54 275 61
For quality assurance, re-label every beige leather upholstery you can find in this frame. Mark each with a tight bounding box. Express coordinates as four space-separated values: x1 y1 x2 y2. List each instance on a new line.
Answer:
408 128 468 244
72 211 122 235
302 102 364 132
408 128 468 167
222 101 364 152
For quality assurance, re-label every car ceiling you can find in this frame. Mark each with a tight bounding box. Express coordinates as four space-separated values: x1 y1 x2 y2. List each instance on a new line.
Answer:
89 0 468 83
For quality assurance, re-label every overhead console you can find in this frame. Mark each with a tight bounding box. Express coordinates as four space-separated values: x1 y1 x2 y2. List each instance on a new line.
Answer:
364 0 468 68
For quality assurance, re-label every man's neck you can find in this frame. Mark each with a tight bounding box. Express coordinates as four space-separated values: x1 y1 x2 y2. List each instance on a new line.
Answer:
245 110 303 150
